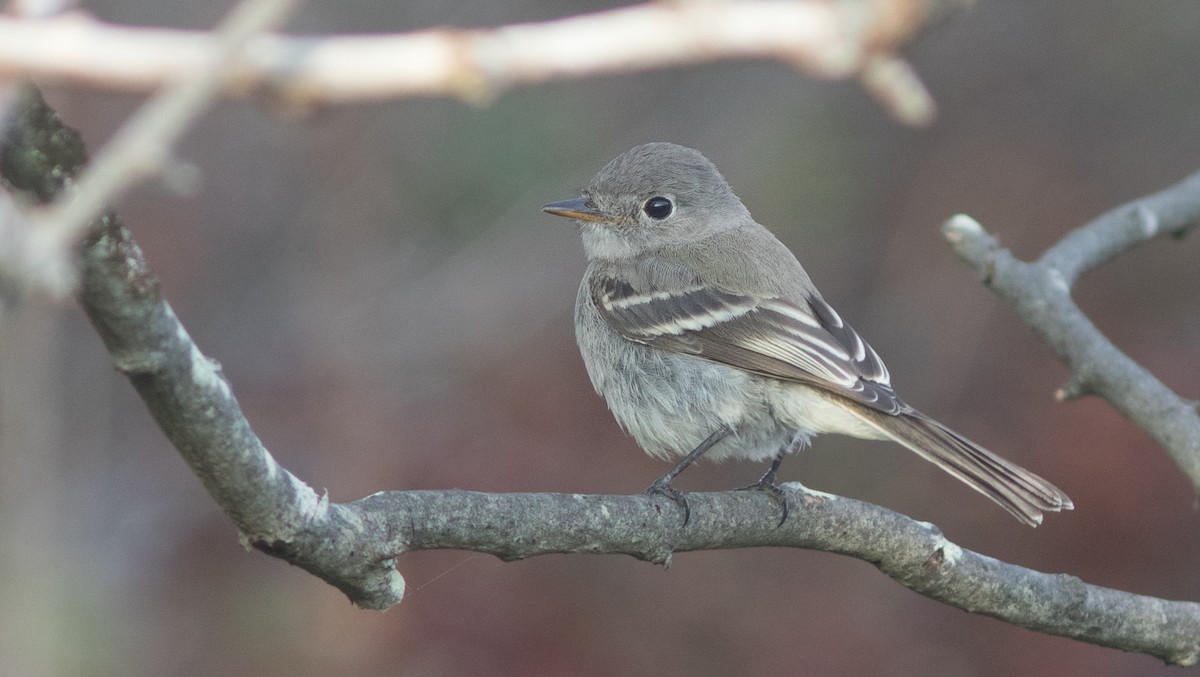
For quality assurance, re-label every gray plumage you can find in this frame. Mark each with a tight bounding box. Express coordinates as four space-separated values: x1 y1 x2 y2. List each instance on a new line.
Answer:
545 142 1072 526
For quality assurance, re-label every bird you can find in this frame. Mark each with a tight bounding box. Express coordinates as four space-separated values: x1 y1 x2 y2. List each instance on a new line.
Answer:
543 142 1072 526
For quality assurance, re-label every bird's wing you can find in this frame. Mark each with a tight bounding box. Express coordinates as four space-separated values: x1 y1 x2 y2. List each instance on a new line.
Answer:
591 263 903 414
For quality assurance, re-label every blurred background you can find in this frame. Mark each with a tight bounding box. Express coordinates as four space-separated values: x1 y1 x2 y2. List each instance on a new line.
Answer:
2 0 1200 675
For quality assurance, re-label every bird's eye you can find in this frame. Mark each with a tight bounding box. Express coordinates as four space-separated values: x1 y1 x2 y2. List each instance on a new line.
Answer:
643 196 673 220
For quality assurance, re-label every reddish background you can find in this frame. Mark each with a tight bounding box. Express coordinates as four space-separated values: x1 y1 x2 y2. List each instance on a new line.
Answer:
2 2 1199 675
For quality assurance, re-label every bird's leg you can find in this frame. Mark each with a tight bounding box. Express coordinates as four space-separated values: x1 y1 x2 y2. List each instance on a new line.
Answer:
645 424 731 526
739 446 794 526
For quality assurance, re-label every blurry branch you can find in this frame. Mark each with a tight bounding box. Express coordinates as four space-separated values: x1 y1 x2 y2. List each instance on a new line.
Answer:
4 84 1200 667
0 0 296 300
8 0 73 19
0 0 958 124
943 175 1200 493
0 78 83 303
0 0 958 301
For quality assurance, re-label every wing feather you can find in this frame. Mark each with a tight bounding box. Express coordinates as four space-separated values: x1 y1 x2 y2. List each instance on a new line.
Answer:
593 272 903 414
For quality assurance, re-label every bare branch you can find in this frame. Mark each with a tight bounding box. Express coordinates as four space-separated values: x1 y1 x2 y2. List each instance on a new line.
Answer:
1039 171 1200 285
0 0 961 124
14 0 297 297
360 488 1200 666
1 0 960 297
3 81 1199 665
942 175 1200 492
8 0 73 19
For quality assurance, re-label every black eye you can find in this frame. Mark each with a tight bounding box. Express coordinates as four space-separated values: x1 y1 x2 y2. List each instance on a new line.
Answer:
643 196 673 220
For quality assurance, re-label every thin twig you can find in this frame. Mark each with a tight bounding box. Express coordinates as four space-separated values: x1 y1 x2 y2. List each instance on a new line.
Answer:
16 0 298 297
943 180 1200 492
1039 171 1200 284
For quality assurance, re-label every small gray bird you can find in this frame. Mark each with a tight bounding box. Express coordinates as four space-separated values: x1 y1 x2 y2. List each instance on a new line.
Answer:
544 142 1072 526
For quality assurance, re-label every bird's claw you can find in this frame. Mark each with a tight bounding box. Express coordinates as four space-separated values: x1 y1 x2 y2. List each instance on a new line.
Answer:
738 476 794 527
644 479 691 526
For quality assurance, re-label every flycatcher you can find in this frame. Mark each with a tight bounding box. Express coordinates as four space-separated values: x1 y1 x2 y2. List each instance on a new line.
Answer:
544 142 1072 526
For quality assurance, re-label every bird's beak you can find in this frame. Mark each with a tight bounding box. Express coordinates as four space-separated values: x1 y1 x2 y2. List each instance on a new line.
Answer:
543 197 607 222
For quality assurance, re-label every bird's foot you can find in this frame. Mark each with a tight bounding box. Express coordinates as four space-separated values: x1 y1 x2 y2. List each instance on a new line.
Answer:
738 471 794 527
644 478 691 526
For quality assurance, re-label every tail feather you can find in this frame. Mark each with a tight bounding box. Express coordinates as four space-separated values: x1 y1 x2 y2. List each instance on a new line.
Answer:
853 407 1072 527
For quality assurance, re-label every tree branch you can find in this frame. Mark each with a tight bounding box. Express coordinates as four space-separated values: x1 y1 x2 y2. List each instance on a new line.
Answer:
19 0 298 297
3 82 1199 666
942 175 1200 493
0 0 961 301
0 0 960 124
0 0 296 305
361 488 1200 666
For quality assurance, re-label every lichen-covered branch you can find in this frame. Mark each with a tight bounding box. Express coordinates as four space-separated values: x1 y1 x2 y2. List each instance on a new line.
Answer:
943 176 1200 492
3 82 1199 665
358 487 1200 666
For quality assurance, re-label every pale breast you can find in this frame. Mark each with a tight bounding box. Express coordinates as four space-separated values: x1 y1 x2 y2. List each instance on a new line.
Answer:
574 278 794 462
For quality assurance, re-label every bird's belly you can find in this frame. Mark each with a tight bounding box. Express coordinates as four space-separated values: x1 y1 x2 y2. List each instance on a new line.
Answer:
577 320 793 462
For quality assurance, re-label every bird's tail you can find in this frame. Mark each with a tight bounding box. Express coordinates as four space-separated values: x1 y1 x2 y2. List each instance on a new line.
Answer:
853 407 1073 527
